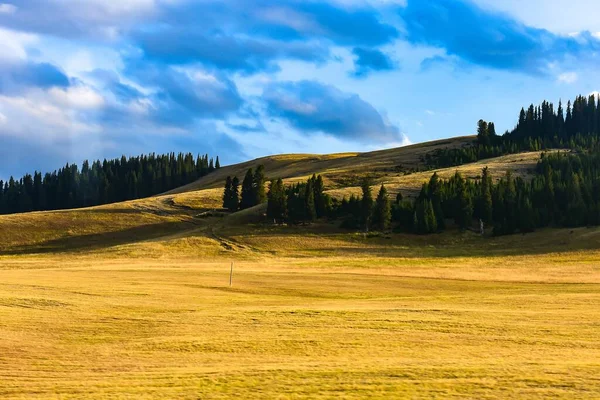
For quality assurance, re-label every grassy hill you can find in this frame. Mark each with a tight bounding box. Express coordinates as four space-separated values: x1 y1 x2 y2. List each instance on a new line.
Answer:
0 134 552 255
2 138 600 398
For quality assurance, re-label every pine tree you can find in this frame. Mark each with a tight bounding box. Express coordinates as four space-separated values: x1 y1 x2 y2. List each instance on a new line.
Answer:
373 184 391 231
304 180 316 222
428 172 445 229
360 178 373 231
240 168 255 210
312 174 327 218
223 176 232 210
230 176 240 212
425 199 438 233
480 167 493 224
253 165 267 205
477 119 490 146
455 172 473 230
504 171 517 234
267 179 287 223
215 156 221 169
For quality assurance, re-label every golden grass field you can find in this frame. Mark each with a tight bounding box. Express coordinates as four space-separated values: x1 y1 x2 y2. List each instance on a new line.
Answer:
1 144 599 399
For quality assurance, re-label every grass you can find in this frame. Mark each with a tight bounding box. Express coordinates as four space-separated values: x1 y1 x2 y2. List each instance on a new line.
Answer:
1 146 599 398
1 246 600 399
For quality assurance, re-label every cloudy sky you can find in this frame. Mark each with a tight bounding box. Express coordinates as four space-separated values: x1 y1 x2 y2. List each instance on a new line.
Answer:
1 0 599 179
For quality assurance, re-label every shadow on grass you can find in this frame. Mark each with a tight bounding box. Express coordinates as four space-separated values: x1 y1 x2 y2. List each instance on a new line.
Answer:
0 221 196 255
219 224 600 258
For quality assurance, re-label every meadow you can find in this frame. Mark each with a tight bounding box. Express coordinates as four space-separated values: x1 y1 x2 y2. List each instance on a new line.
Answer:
1 144 599 398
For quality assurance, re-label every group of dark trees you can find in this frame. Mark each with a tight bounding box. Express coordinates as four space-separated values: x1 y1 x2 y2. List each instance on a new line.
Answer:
0 153 220 215
225 150 600 237
399 150 600 235
224 172 393 231
222 165 266 212
425 94 600 168
267 174 332 224
332 180 391 231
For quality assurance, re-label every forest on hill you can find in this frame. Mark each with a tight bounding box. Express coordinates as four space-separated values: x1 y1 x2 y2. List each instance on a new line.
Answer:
426 94 600 167
226 151 600 236
0 153 220 214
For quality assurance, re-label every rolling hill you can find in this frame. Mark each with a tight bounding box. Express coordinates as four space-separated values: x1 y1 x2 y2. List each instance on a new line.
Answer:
0 136 557 255
2 137 600 399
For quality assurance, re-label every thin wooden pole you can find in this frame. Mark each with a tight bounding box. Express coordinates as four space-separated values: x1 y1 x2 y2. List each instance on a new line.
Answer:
229 262 234 287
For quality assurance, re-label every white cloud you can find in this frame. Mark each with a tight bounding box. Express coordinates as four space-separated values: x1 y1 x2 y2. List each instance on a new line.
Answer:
557 72 578 84
0 3 16 14
0 28 37 61
49 86 105 110
0 111 6 124
0 93 100 140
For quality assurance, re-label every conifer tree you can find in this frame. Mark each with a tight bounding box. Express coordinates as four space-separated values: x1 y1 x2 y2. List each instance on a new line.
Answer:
360 178 373 231
305 179 317 222
223 176 232 210
215 156 221 169
428 172 445 229
425 199 438 233
373 184 391 231
480 167 493 224
454 172 473 230
253 165 267 205
267 179 287 223
504 171 517 234
477 119 490 146
240 168 255 210
230 176 240 212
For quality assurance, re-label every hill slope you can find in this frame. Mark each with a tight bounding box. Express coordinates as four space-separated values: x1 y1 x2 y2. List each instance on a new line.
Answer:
0 134 569 257
169 136 475 194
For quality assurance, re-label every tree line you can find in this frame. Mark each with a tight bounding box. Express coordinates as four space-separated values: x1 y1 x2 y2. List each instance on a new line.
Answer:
224 150 600 236
223 169 392 231
425 94 600 168
0 153 220 215
222 165 266 212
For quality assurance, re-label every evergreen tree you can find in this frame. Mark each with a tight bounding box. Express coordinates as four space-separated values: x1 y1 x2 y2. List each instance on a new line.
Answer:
304 179 317 222
425 199 438 233
373 184 391 231
454 172 473 230
480 167 493 224
230 176 240 212
427 172 445 229
360 178 374 231
253 165 267 205
223 176 233 210
267 179 287 223
0 151 219 215
215 156 221 169
240 168 255 210
477 119 490 146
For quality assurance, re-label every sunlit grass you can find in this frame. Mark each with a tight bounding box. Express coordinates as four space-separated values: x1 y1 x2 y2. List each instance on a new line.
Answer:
1 145 599 398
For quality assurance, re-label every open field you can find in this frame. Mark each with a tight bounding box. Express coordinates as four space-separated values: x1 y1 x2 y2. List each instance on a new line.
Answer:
1 234 600 399
1 147 599 398
2 213 600 398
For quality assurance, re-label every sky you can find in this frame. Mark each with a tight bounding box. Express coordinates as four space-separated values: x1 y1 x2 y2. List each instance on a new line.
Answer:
0 0 599 179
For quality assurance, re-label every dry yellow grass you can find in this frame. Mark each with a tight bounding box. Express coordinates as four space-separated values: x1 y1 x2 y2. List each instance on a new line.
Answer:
169 136 475 194
1 235 600 399
1 144 599 398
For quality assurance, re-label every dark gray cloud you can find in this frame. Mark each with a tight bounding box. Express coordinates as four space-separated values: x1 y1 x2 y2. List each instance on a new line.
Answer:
0 60 70 94
351 47 396 78
263 80 400 142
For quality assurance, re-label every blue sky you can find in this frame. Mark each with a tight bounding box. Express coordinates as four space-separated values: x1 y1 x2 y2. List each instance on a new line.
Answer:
0 0 599 179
